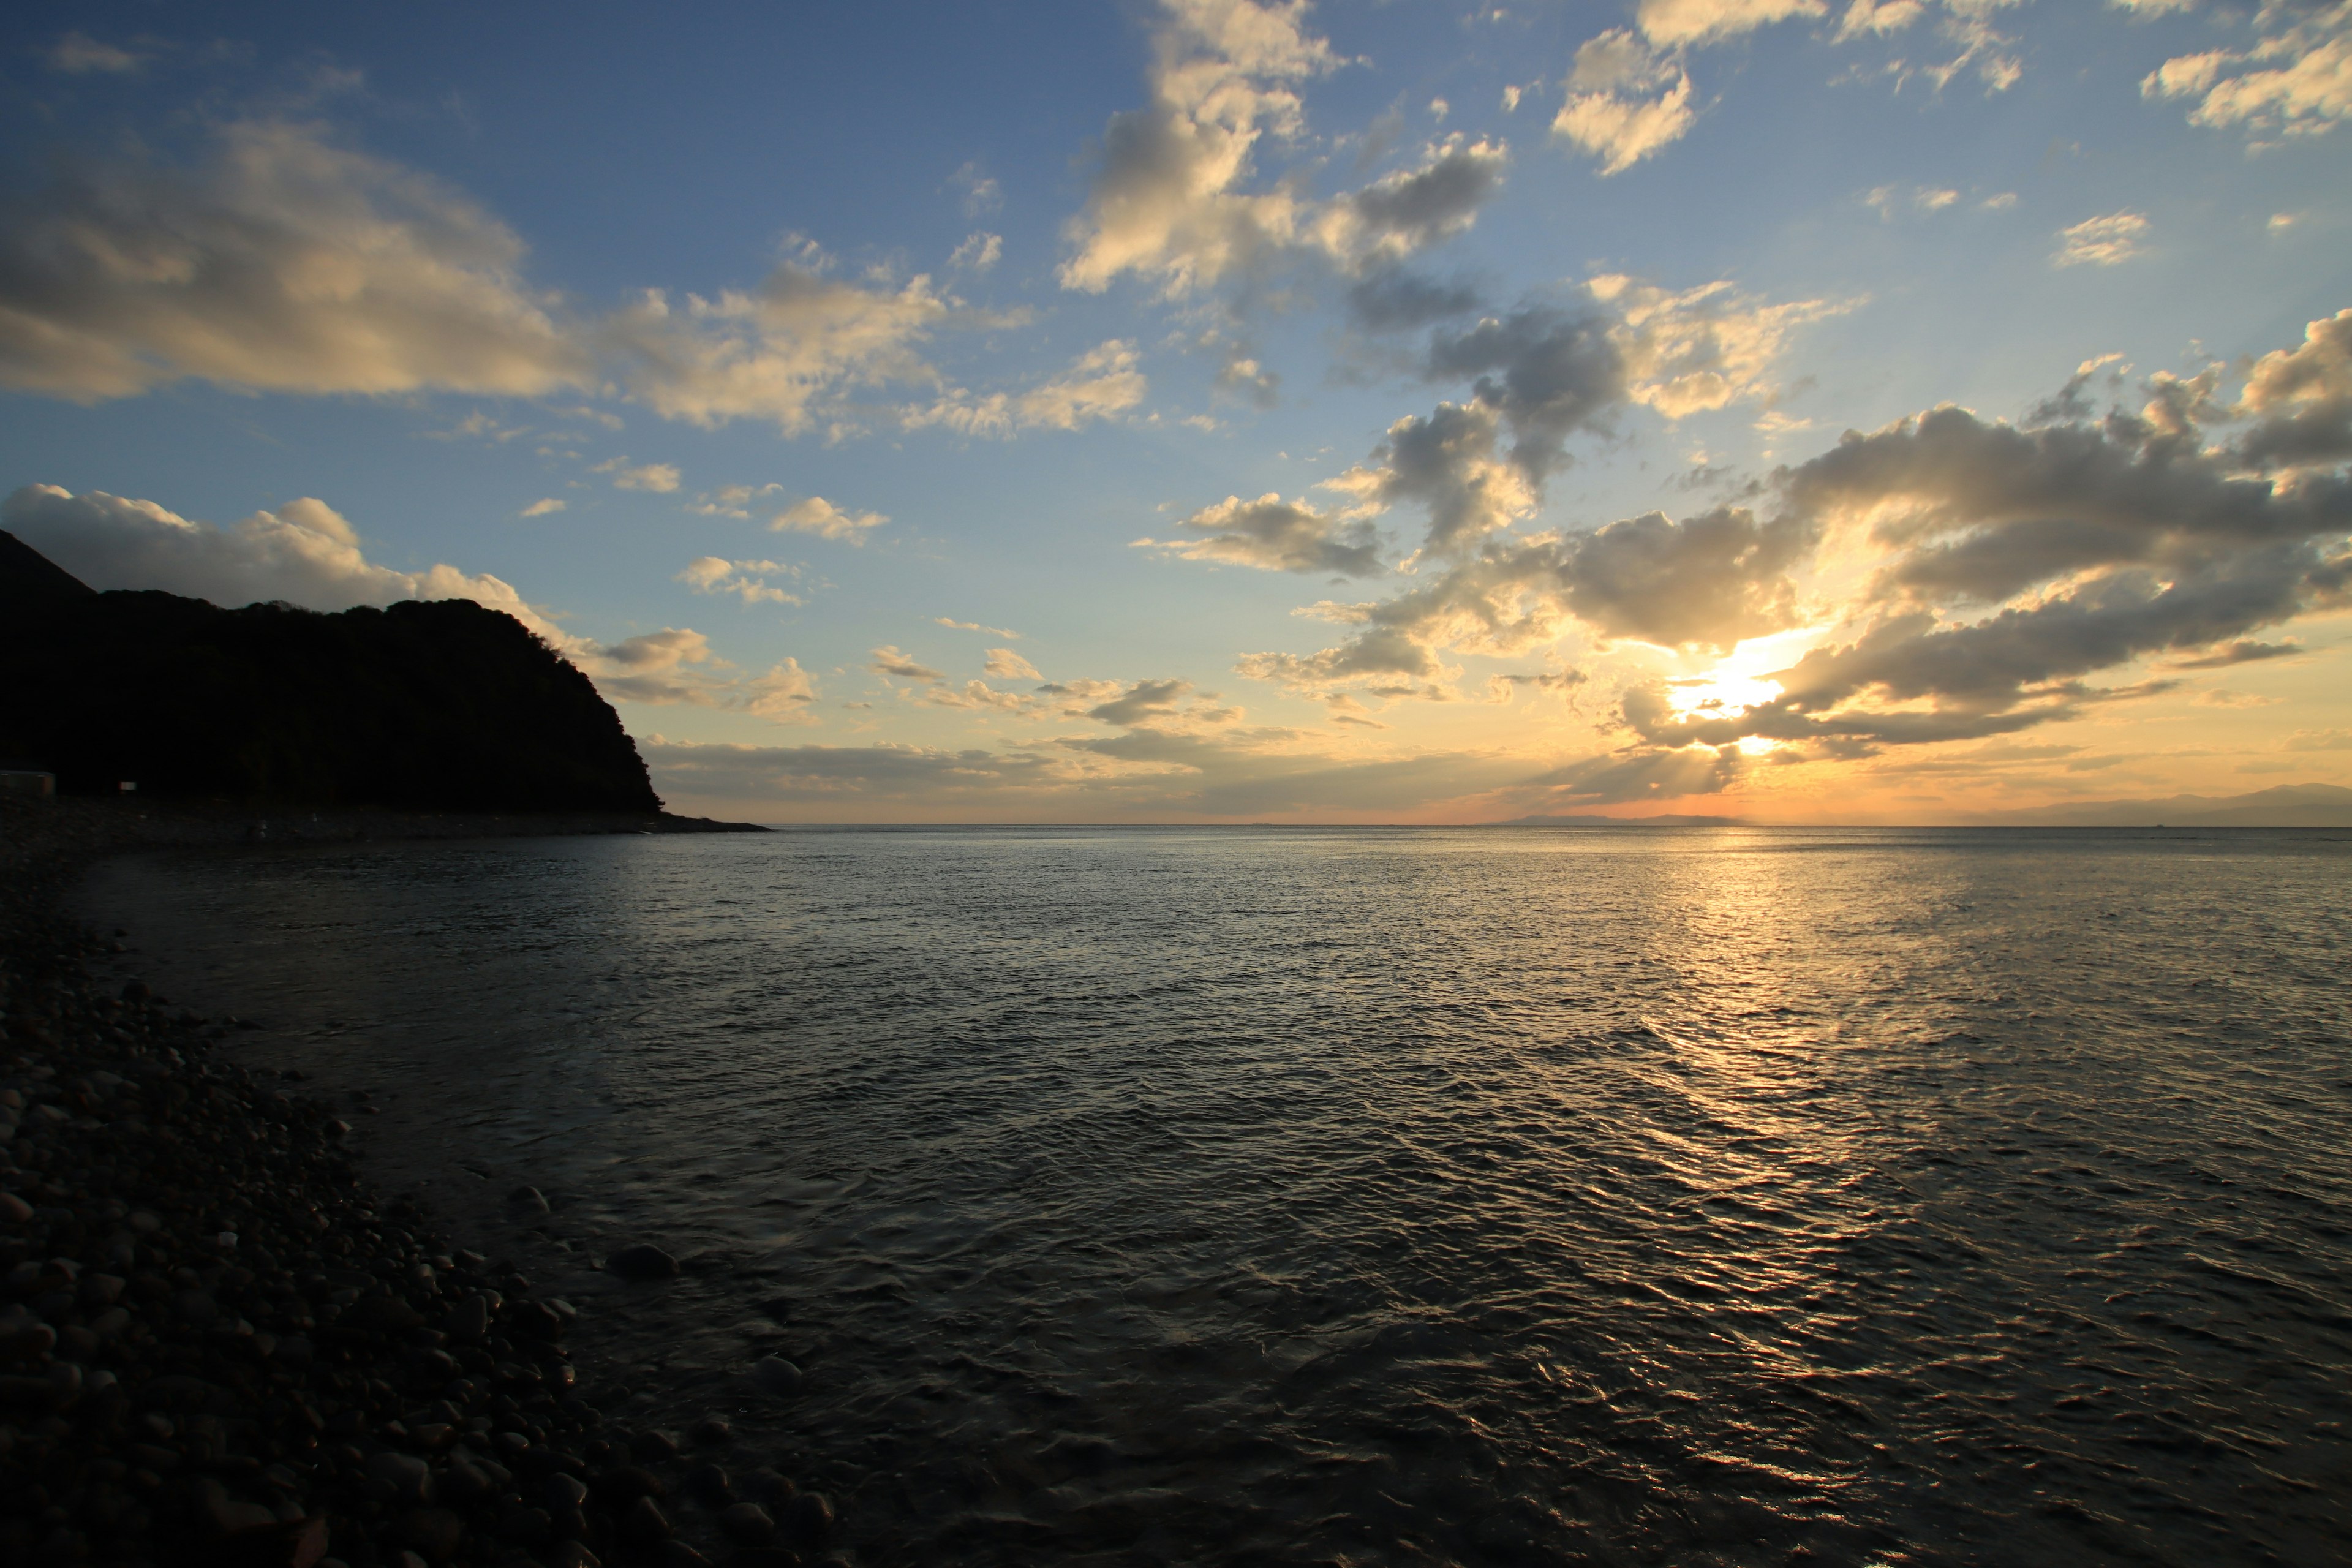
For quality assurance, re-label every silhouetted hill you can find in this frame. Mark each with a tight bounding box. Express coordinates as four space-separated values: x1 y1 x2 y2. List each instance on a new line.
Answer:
0 530 661 812
1962 783 2352 828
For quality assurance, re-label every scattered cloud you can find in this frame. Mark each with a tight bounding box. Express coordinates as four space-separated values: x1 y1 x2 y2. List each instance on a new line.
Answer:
1553 30 1696 175
908 339 1148 435
519 497 567 517
600 251 950 434
1058 0 1507 296
2142 3 2352 140
577 628 820 720
869 644 944 680
949 232 1003 271
769 496 889 541
2054 211 2150 268
1637 0 1828 49
985 647 1041 679
0 121 592 402
1138 491 1384 575
46 32 156 74
592 457 681 492
0 483 562 636
950 162 1002 217
935 617 1021 638
675 556 807 606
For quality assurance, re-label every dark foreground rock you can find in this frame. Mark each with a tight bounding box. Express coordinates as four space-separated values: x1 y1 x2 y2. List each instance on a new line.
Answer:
0 800 831 1568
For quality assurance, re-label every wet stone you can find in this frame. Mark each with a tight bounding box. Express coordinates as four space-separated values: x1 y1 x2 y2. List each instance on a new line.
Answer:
605 1243 679 1281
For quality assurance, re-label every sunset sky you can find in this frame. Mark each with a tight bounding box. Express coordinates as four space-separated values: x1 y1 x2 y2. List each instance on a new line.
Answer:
3 0 2347 821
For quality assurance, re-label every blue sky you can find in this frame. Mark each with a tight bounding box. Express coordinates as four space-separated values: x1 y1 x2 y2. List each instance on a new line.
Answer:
3 0 2348 821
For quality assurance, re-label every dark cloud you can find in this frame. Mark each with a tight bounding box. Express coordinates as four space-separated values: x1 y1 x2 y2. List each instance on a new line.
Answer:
2166 639 2303 669
1423 306 1627 484
1085 677 1191 727
1518 744 1745 807
1147 493 1384 576
1559 507 1807 651
1346 269 1482 331
867 645 944 681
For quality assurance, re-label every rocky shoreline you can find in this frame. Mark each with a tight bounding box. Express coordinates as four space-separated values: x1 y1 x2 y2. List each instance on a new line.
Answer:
1 798 835 1568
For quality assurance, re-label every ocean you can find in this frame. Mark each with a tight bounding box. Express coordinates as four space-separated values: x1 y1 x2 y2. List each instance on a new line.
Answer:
78 826 2352 1566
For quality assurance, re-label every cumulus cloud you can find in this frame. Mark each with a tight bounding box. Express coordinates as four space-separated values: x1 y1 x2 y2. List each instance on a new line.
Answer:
0 121 592 402
1137 491 1384 575
984 647 1041 680
1638 0 1828 47
0 483 560 635
768 496 889 541
869 644 944 681
1237 304 2352 799
1596 274 1855 417
2054 211 2150 268
600 254 949 434
519 497 567 517
1309 277 1834 565
675 556 807 606
0 121 1047 439
1553 0 2022 174
1552 30 1697 175
2142 2 2352 138
593 458 681 492
908 340 1148 436
1058 0 1507 296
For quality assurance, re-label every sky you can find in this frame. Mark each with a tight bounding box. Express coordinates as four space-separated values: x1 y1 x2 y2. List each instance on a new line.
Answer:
1 0 2348 823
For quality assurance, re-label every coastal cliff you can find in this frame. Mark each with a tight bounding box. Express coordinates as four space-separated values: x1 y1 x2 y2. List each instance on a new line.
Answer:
0 533 660 816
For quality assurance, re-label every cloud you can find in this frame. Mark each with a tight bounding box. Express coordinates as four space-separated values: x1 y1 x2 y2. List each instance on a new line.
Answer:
1552 31 1697 175
1345 269 1483 331
1638 0 1828 48
769 496 888 541
0 483 560 635
47 32 154 74
1085 677 1194 726
1595 274 1855 417
2143 4 2352 138
869 644 944 680
519 497 567 517
1319 277 1834 564
950 162 1002 217
675 556 807 606
1058 1 1507 296
1556 507 1809 649
592 458 681 492
2166 639 2302 669
949 232 1003 271
600 254 949 434
0 120 592 402
1139 491 1384 575
935 617 1021 638
2234 307 2352 470
907 339 1148 435
1308 137 1511 271
572 628 820 720
2054 211 2150 268
984 647 1041 680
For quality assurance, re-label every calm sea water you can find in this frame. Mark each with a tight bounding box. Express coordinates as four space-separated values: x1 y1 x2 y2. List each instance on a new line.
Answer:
81 827 2352 1567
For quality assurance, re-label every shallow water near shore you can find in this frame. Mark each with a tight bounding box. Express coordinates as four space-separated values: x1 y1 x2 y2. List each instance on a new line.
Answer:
75 825 2352 1566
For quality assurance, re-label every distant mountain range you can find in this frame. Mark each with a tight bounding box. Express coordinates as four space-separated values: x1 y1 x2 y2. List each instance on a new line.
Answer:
1959 782 2352 828
1497 813 1747 827
1494 783 2352 829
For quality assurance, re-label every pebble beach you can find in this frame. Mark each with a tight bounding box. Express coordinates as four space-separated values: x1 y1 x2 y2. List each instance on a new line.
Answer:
0 797 827 1568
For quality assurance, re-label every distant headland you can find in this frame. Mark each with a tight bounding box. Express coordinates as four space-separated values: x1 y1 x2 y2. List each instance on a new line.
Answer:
0 530 761 832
